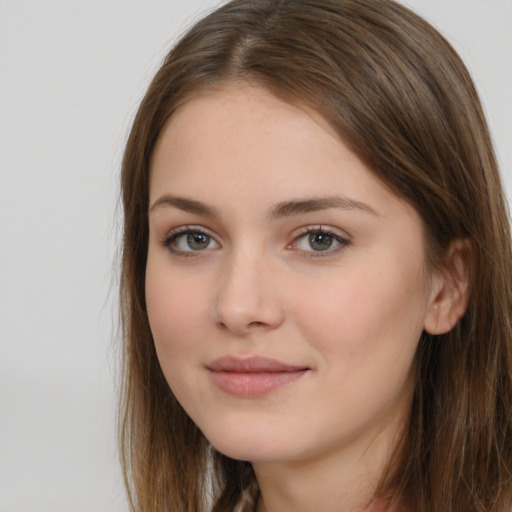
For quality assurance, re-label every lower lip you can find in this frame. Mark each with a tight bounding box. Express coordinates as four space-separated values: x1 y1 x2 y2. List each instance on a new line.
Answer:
209 370 308 397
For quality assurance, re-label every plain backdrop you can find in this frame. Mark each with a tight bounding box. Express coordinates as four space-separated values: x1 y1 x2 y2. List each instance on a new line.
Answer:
0 1 510 511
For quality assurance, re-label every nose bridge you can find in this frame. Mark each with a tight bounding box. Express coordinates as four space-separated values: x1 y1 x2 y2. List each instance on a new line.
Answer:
212 241 283 334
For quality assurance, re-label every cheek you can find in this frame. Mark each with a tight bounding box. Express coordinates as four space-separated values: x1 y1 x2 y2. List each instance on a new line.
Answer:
145 257 209 361
292 261 429 364
145 260 213 411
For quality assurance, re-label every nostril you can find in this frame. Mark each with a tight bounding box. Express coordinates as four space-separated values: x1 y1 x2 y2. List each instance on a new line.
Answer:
215 319 273 334
248 321 266 328
217 321 229 331
211 284 285 334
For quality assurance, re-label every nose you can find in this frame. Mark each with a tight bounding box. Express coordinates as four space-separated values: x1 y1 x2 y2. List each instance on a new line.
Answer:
211 249 285 336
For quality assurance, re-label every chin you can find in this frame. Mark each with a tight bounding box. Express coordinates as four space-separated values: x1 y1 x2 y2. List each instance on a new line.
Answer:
201 421 298 463
212 442 292 464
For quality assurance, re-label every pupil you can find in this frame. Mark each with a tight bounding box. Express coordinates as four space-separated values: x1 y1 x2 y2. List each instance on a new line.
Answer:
309 232 333 251
187 233 209 250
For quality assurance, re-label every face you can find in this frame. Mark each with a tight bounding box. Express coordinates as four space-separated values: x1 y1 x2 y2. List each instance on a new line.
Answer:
146 84 435 467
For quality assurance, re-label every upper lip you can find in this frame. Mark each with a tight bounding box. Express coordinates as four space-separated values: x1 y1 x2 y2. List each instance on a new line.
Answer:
206 355 308 373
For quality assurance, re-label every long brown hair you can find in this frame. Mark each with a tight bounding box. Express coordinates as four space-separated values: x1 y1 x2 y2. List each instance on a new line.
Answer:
119 0 512 510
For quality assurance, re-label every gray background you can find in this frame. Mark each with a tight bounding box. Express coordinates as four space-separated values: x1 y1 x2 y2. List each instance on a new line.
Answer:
1 1 510 510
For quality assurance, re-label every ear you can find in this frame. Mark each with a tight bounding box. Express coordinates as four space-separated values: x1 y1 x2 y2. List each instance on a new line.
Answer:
423 239 471 335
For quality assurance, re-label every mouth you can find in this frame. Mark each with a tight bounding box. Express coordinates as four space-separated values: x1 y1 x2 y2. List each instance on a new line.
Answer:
206 355 310 397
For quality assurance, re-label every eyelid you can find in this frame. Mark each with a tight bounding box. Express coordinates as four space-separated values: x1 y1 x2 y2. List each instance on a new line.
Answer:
288 225 351 257
162 225 221 254
292 224 350 238
160 224 350 257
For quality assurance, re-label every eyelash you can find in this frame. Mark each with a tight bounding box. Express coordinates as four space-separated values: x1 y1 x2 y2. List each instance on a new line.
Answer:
163 225 220 256
162 225 350 257
289 226 350 258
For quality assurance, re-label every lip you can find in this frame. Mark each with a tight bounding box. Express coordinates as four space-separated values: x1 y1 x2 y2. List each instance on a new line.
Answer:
206 356 309 397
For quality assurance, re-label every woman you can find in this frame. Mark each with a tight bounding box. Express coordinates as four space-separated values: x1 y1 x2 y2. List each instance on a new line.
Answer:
118 0 512 510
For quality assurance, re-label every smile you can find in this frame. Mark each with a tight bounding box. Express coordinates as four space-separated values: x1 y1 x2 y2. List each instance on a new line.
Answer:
206 356 310 397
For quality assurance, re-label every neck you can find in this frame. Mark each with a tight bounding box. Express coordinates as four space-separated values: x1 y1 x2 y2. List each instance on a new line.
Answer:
253 412 405 512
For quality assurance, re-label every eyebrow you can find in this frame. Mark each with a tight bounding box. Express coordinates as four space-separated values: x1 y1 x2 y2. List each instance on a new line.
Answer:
268 196 379 219
149 194 378 218
149 195 218 216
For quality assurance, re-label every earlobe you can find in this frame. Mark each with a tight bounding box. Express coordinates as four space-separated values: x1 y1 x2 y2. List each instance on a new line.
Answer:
423 239 471 335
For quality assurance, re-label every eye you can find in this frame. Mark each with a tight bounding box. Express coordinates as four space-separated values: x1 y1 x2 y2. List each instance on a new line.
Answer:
164 227 220 254
292 227 349 254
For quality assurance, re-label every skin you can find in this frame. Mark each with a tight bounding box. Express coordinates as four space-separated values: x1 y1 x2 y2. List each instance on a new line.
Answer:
145 84 464 512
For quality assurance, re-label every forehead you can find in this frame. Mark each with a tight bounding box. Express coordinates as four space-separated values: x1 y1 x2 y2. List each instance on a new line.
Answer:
152 84 337 171
149 84 415 224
